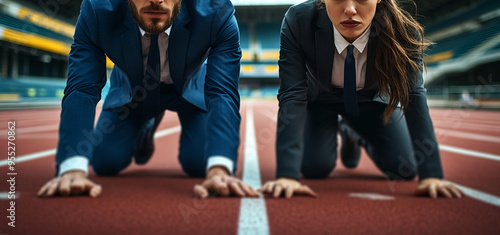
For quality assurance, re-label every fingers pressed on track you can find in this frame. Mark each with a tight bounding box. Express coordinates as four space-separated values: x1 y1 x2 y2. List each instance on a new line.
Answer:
273 185 283 198
429 184 438 199
437 186 452 198
229 182 245 197
194 184 209 198
89 184 102 198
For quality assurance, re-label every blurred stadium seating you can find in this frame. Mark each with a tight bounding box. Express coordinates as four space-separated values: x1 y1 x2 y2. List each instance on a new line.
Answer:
423 0 500 105
0 0 110 103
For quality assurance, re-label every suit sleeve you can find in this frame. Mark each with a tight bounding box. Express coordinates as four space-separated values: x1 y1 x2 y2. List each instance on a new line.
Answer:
55 0 107 173
275 9 309 180
405 52 444 179
204 1 242 171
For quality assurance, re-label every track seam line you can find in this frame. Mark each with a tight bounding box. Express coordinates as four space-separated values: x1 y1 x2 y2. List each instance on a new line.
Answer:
238 102 270 235
0 124 59 135
439 145 500 161
445 180 500 207
434 128 500 143
0 125 181 166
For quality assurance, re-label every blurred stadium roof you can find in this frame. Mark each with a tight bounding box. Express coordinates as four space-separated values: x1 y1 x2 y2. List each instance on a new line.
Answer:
15 0 478 24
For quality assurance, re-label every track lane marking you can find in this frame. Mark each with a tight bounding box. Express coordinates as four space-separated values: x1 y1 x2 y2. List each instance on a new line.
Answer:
238 102 270 235
445 181 500 207
439 145 500 161
0 124 59 135
433 121 500 133
0 126 181 166
349 193 395 200
0 149 57 166
435 128 500 143
434 120 500 132
0 192 20 199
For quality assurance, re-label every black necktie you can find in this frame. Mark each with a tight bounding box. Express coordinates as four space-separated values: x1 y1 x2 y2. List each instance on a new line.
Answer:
344 45 359 116
142 34 161 118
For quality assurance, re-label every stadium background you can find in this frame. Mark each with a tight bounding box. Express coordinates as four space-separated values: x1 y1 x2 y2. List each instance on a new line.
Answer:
0 0 499 108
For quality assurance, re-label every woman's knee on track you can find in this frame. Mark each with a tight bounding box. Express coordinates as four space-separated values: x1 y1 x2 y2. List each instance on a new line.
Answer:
301 162 336 179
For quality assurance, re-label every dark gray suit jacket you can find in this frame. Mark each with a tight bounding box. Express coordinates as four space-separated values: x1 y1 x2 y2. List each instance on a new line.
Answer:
276 0 443 180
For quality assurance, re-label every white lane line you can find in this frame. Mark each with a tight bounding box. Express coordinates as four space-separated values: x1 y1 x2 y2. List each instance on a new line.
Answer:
445 181 500 207
0 126 181 166
435 128 500 143
349 193 395 200
9 133 59 139
0 124 59 135
0 192 19 200
0 149 57 166
155 125 181 138
439 145 500 161
238 103 270 235
433 120 500 131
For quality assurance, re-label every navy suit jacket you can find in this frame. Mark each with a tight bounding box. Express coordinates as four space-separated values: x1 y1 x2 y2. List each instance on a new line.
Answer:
276 0 443 180
56 0 241 170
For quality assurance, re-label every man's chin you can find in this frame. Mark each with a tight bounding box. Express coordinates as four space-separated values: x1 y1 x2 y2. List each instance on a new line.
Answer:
141 19 170 33
143 23 168 34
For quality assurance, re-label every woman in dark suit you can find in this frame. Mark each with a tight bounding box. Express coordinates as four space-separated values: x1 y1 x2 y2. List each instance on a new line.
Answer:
261 0 463 199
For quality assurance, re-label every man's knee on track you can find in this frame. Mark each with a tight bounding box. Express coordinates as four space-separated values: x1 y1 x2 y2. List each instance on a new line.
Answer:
91 150 131 176
178 146 207 177
179 155 206 178
92 160 130 176
180 163 206 178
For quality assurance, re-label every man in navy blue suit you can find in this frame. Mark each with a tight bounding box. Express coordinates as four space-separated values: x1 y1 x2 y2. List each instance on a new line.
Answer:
38 0 258 198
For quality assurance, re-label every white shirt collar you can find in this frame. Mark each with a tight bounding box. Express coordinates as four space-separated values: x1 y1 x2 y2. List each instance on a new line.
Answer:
333 24 370 54
138 26 171 37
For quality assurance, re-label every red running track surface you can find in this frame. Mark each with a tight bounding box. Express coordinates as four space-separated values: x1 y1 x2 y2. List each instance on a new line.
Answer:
0 100 499 234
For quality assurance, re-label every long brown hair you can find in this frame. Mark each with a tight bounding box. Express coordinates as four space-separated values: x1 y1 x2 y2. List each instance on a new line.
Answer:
316 0 431 122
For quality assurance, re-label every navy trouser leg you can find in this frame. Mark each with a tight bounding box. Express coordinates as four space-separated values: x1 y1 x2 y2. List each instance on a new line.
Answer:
175 105 208 177
160 84 209 177
91 109 148 176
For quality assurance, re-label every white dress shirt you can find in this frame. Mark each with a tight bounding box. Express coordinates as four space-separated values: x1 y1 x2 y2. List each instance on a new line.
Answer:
59 26 234 176
331 25 370 90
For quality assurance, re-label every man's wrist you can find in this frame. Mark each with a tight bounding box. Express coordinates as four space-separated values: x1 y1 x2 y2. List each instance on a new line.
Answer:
61 170 86 178
206 156 234 176
206 166 230 179
58 156 89 176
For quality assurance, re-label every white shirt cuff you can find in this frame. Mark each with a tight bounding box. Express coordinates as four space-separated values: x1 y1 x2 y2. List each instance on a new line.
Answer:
206 156 234 175
58 156 89 176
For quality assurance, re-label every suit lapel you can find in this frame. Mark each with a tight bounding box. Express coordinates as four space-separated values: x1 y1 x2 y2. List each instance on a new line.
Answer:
120 10 143 92
315 9 334 91
169 1 191 93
